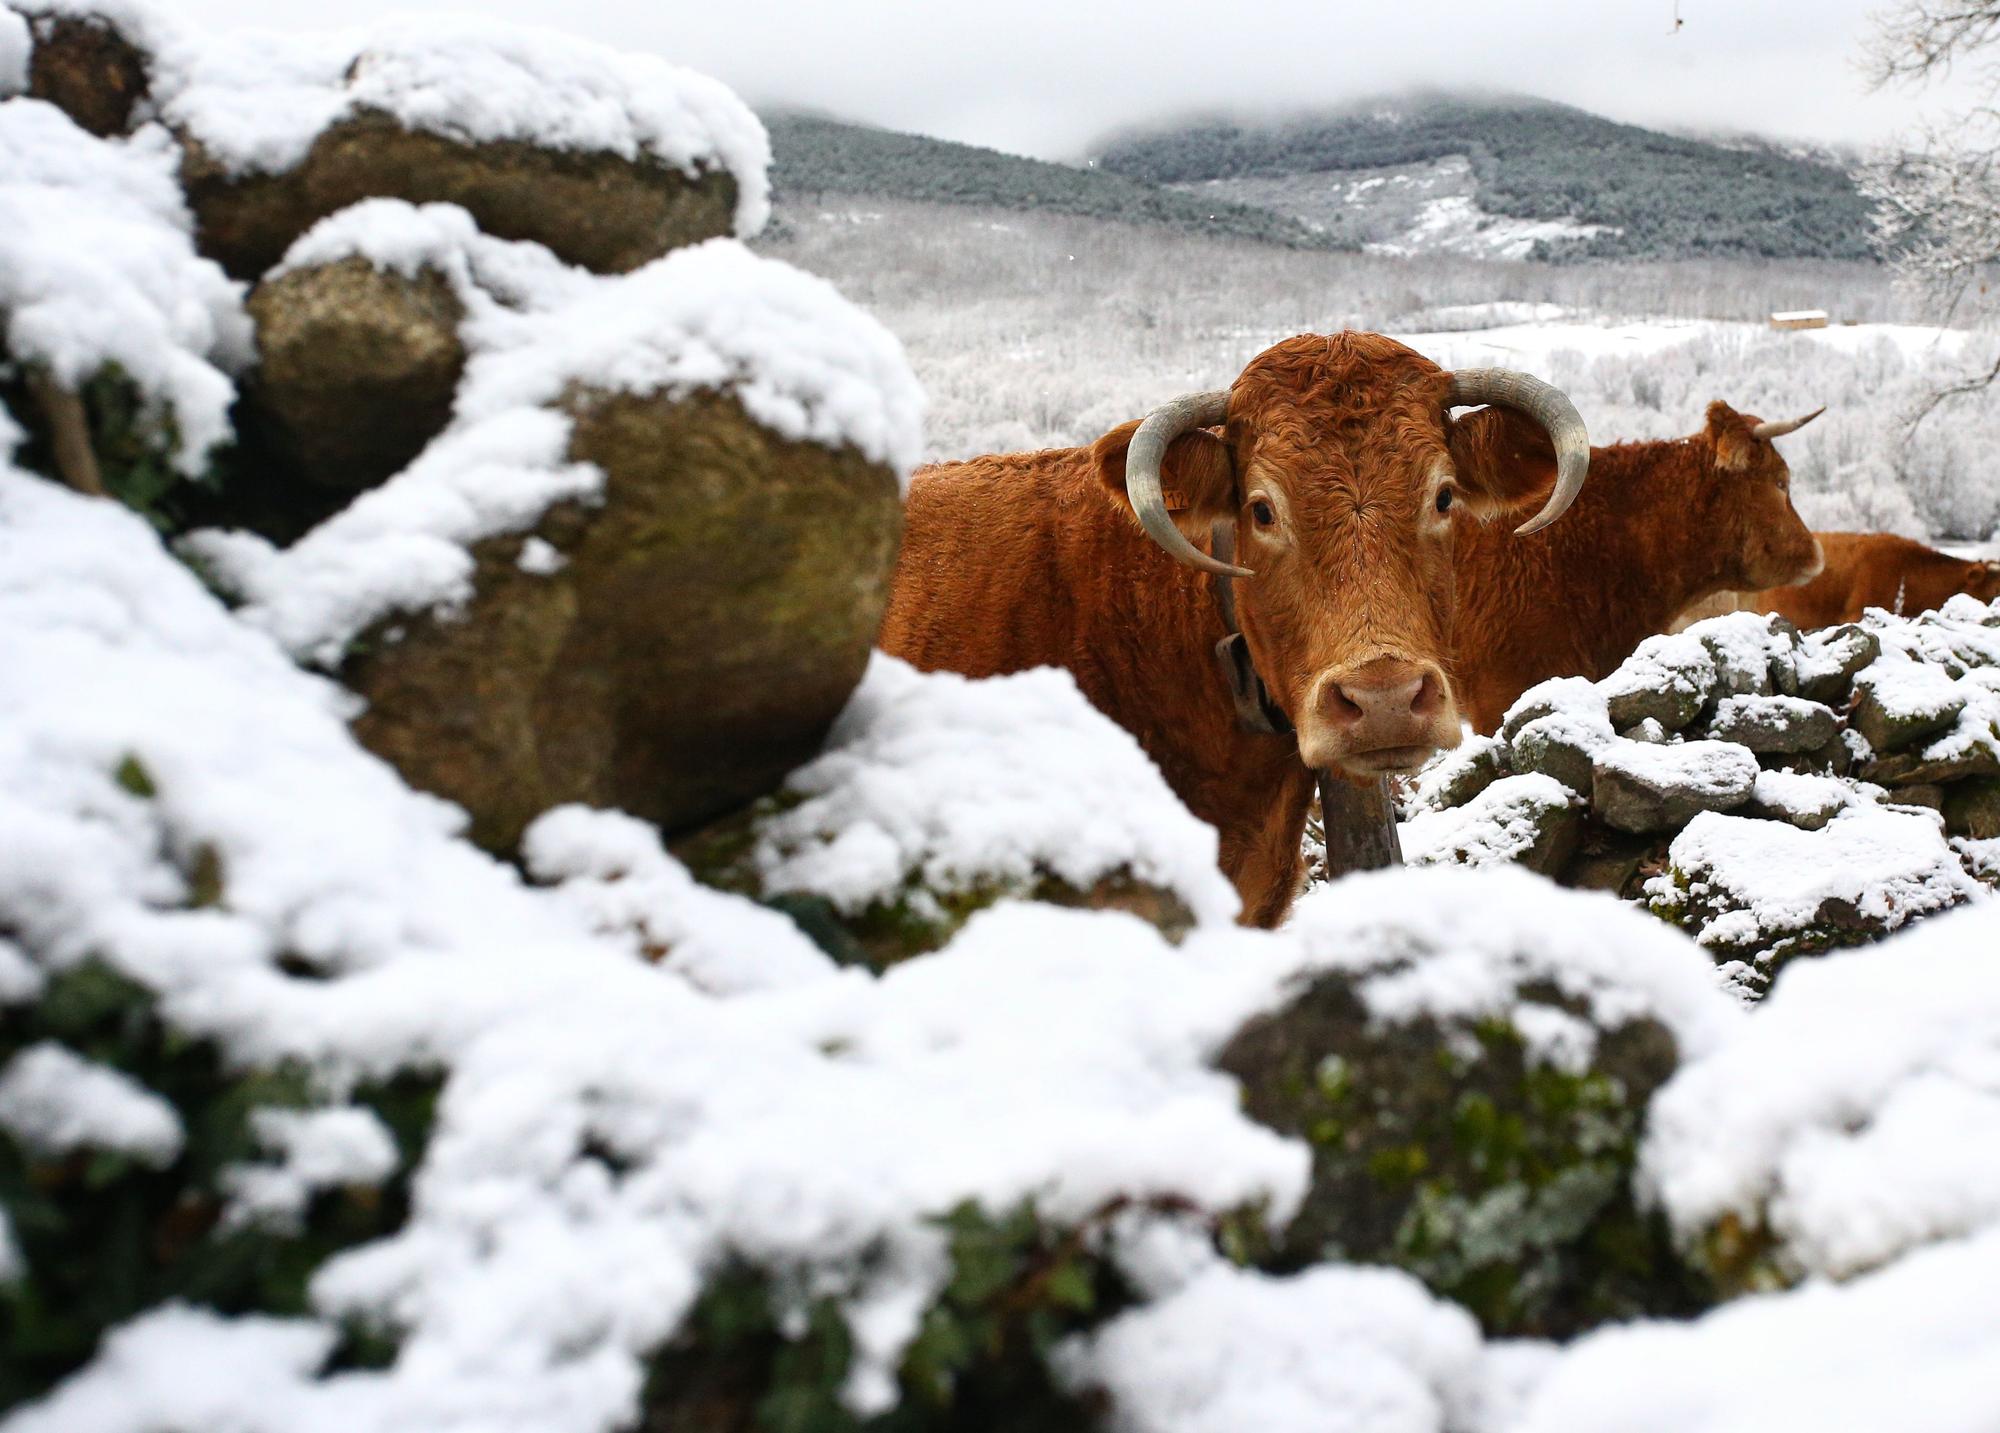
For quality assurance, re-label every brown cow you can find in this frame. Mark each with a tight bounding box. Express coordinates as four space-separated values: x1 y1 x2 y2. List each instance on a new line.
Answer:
1450 400 1825 733
1745 532 2000 628
879 332 1591 926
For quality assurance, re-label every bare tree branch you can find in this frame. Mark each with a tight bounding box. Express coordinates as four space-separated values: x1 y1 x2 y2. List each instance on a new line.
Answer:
24 370 106 497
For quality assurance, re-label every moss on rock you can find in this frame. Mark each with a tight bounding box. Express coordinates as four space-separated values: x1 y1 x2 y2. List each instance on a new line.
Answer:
1215 975 1707 1337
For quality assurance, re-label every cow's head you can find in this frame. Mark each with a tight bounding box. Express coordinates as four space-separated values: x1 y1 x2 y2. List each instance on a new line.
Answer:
1702 400 1825 592
1091 332 1590 777
1968 559 2000 605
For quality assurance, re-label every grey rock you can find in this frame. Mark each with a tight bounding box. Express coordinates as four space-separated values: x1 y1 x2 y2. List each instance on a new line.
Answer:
1592 739 1759 834
1703 695 1839 755
1795 625 1880 705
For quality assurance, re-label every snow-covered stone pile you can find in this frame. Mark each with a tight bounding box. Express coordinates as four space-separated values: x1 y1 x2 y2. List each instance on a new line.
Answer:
1404 606 2000 993
1 0 923 851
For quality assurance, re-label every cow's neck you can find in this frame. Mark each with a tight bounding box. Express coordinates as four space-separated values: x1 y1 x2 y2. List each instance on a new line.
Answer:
1056 482 1318 920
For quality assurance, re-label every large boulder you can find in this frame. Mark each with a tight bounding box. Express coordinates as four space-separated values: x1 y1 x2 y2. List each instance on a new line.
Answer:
1591 740 1758 835
1214 869 1740 1337
347 385 902 849
180 112 741 280
187 239 921 852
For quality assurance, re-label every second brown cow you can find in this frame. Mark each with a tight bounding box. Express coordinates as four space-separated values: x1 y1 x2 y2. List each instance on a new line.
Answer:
1745 531 2000 628
1450 400 1826 733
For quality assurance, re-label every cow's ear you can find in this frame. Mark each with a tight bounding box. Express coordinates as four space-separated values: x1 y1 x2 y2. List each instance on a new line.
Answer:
1447 407 1556 522
1091 419 1236 539
1706 400 1757 472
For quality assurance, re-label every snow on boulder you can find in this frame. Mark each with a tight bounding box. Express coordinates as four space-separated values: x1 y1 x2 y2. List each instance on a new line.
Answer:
188 237 921 848
0 98 250 493
1641 899 2000 1291
678 655 1242 963
146 10 771 275
1644 803 1981 992
1214 866 1741 1336
1599 631 1717 731
229 199 593 516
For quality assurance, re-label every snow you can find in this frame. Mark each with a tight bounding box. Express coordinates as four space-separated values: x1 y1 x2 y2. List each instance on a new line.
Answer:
0 100 251 469
1748 768 1852 826
521 804 838 997
0 7 26 96
749 655 1241 927
268 195 594 307
1509 1226 2000 1433
187 234 922 667
220 1106 401 1232
515 535 565 575
0 466 1306 1429
0 1041 184 1165
1642 900 2000 1279
2 1306 339 1433
1058 1261 1484 1433
1283 865 1743 1072
1402 772 1573 869
146 12 772 235
1593 738 1760 798
1366 193 1616 262
1598 631 1718 718
1649 803 1980 957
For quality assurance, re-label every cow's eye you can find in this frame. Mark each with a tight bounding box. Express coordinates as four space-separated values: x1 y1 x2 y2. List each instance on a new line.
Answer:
1250 499 1276 527
1435 487 1455 514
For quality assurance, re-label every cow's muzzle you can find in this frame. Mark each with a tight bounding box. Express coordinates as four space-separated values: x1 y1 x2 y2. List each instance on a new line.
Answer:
1298 656 1461 776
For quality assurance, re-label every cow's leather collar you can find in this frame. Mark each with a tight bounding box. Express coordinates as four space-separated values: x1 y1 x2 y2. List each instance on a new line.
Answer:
1208 521 1293 737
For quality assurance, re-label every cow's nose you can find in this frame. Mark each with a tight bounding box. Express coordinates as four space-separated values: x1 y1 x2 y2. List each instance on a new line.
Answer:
1320 657 1443 731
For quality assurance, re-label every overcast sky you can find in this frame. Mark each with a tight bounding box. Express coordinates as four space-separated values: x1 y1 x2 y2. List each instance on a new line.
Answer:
173 0 1983 159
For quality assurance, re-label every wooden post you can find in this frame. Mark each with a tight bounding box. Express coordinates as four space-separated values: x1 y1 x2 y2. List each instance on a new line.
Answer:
1317 772 1403 876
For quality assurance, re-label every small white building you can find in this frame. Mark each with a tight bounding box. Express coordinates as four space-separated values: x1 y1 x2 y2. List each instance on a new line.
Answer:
1769 309 1830 331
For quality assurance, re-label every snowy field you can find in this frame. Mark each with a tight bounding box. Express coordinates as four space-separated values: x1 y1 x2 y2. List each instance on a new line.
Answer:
761 200 2000 543
9 7 2000 1433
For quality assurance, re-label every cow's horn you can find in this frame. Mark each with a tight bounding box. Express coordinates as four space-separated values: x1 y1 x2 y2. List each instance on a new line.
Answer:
1447 368 1591 536
1125 389 1251 578
1751 406 1826 441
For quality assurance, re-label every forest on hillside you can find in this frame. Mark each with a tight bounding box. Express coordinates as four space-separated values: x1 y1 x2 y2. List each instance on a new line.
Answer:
762 112 1337 249
1093 95 1875 263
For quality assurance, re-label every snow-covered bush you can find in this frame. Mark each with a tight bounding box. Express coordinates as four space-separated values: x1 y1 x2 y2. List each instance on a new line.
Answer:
0 97 251 516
